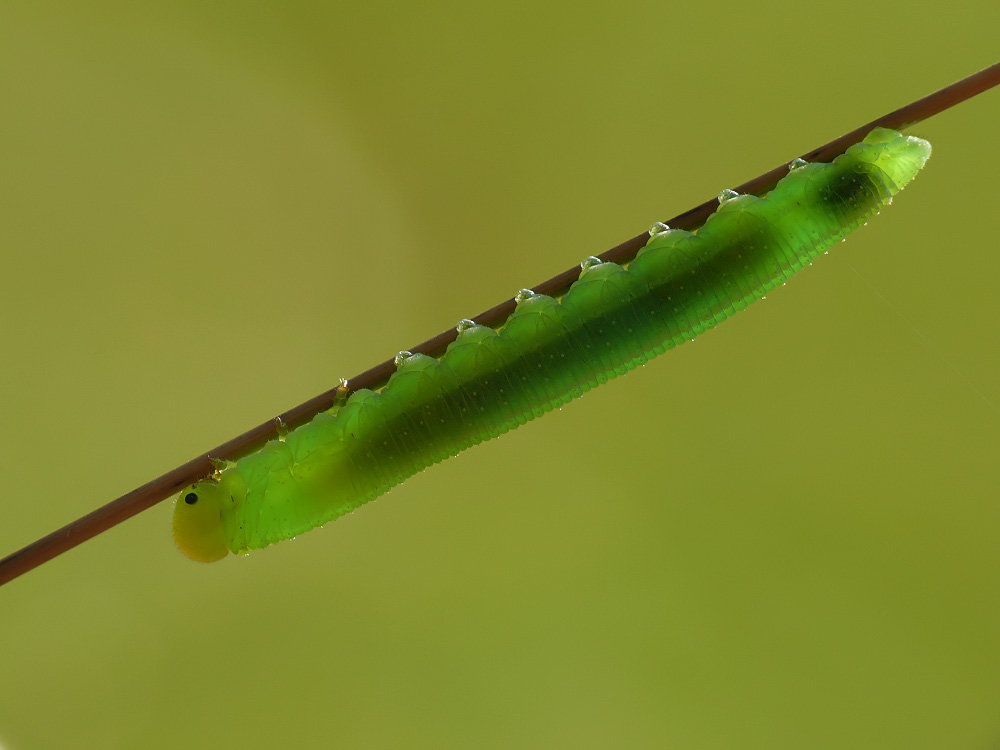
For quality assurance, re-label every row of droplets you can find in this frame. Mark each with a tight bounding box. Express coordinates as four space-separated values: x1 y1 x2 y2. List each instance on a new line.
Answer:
650 157 810 239
388 157 814 376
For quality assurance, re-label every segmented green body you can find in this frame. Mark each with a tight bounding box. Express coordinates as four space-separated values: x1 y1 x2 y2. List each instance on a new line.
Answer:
175 128 930 557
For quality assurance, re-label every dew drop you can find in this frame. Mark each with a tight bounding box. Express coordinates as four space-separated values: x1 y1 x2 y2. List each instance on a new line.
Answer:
648 221 670 237
456 318 476 333
394 350 413 368
717 189 739 204
515 288 535 304
788 157 808 171
580 256 602 271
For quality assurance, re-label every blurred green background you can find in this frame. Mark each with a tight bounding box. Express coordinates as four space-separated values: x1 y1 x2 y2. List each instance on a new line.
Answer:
1 2 998 748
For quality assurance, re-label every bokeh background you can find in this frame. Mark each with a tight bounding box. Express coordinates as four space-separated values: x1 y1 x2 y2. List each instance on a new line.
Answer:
1 2 998 748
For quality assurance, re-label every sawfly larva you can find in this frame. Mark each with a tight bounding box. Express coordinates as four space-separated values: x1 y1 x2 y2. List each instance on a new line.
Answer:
172 127 931 562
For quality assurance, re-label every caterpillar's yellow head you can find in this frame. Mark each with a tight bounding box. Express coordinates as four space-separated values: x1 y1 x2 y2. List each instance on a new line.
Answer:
172 481 230 562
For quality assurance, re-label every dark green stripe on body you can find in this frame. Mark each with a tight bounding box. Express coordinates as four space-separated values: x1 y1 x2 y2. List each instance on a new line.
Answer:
339 153 898 501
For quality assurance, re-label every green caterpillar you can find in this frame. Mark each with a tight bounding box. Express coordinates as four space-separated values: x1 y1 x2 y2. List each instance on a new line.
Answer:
173 128 931 562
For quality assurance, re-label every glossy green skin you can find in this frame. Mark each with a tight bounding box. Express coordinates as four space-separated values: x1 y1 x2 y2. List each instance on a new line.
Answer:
175 128 930 557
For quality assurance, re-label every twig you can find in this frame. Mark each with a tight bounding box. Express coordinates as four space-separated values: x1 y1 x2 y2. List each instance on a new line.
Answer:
2 61 998 588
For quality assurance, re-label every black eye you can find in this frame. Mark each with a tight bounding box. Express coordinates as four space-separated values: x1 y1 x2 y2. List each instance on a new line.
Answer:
184 492 198 505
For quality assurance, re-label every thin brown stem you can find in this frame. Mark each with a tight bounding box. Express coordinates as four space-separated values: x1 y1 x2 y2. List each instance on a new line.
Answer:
2 61 998 588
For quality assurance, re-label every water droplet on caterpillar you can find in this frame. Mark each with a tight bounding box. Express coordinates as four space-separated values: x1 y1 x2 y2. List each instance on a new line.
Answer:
514 289 535 304
788 157 808 171
455 318 476 333
580 256 603 272
394 351 413 368
648 221 670 237
717 189 739 204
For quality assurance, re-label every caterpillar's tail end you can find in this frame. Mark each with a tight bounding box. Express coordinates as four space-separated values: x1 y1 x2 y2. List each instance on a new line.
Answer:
860 127 932 192
172 482 230 563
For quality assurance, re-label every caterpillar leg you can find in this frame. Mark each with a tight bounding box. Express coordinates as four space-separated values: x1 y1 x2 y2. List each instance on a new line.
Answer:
326 378 351 416
208 457 236 476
